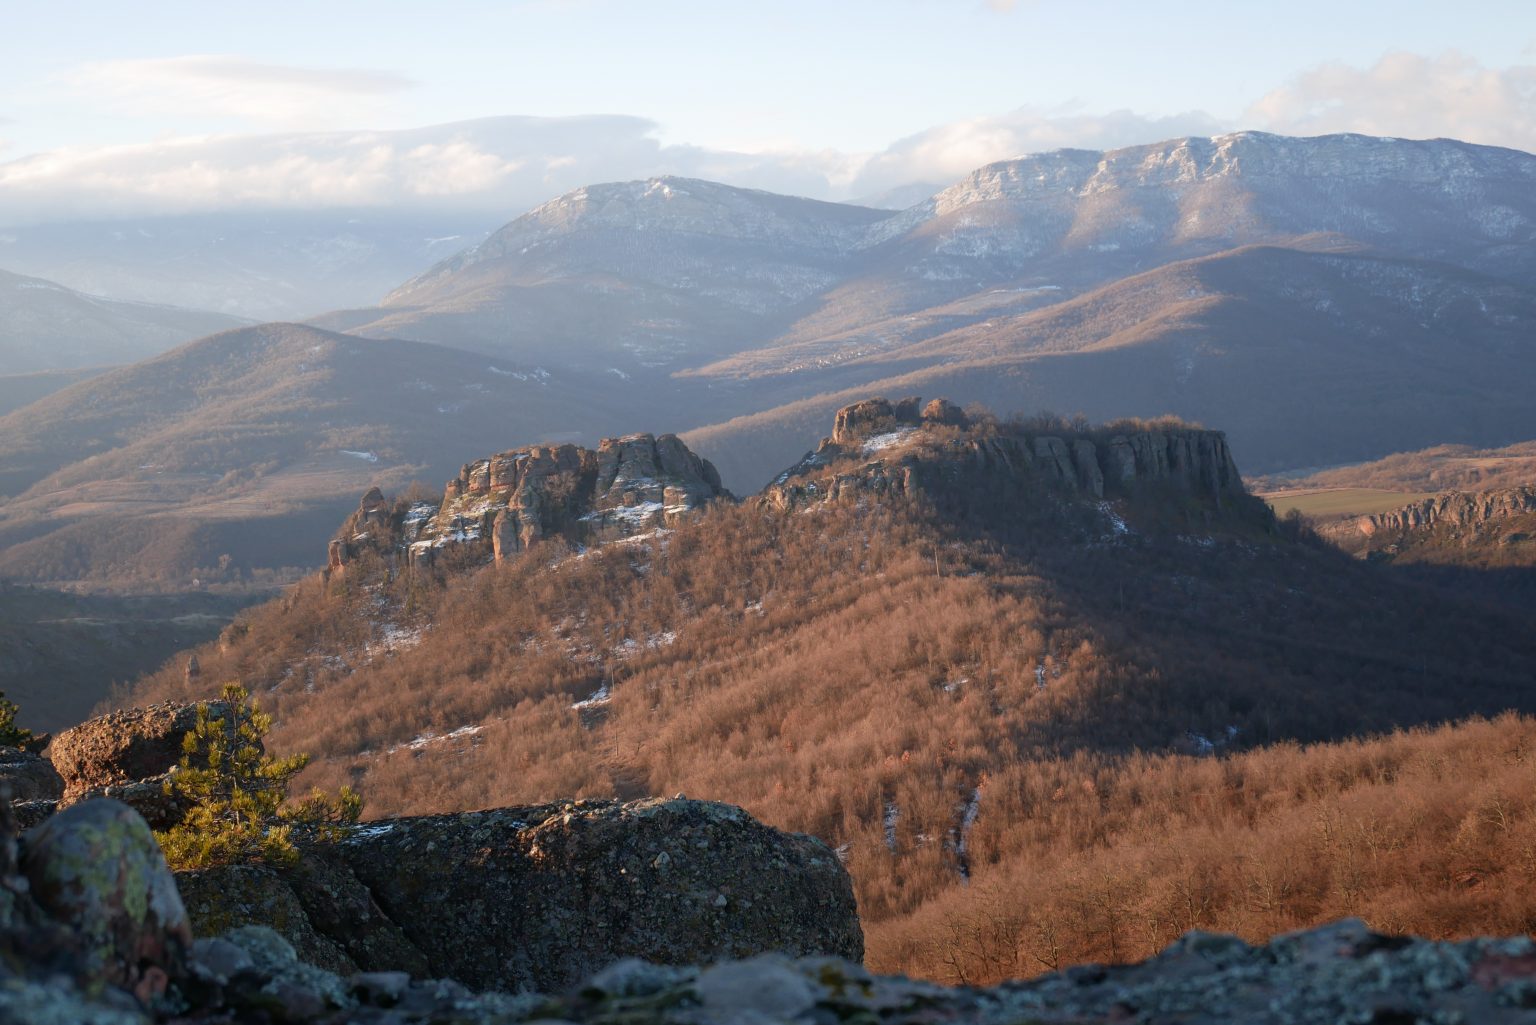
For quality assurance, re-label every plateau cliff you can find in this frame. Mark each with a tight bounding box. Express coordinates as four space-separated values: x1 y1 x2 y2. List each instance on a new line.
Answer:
765 396 1246 511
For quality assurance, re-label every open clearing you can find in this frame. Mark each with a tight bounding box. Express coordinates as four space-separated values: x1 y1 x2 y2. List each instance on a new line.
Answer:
1261 487 1438 519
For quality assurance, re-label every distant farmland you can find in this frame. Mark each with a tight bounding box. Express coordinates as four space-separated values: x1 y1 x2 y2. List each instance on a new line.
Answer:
1261 487 1438 520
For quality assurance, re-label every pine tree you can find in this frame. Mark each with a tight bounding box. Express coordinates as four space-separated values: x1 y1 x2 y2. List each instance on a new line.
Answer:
156 682 361 869
0 692 32 748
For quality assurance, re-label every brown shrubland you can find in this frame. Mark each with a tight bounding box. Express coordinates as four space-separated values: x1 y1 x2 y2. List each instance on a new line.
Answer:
123 447 1536 982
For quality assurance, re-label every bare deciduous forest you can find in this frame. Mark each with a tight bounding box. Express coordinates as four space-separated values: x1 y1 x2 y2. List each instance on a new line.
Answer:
123 421 1536 981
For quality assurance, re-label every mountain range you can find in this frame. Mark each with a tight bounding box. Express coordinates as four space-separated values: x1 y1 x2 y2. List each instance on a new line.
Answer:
5 130 1536 590
317 131 1536 486
0 266 245 374
0 210 495 322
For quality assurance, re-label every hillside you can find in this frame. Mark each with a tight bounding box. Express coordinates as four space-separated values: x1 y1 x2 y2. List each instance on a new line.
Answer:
683 243 1536 490
0 209 495 321
0 322 664 591
0 267 245 373
119 400 1536 980
1317 484 1536 569
324 133 1536 373
1252 438 1536 494
0 366 110 416
313 177 891 371
0 582 256 732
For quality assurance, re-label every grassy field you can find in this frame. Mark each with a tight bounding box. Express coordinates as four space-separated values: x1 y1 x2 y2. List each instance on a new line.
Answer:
1261 487 1437 519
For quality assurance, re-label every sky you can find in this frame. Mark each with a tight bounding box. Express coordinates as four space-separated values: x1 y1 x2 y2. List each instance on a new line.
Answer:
0 0 1533 222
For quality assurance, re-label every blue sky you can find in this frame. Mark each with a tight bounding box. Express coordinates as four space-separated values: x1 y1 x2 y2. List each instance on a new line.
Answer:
1 0 1533 221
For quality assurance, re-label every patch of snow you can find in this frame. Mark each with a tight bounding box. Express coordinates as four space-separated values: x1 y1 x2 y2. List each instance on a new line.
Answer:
1098 502 1132 536
373 624 423 653
347 823 395 843
584 501 665 524
396 723 485 754
884 802 899 852
572 684 611 710
955 785 984 881
608 368 631 380
861 428 917 455
341 450 378 463
403 503 437 525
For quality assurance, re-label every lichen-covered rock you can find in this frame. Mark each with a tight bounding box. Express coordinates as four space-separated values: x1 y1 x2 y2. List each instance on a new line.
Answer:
177 851 429 978
19 798 191 1001
48 701 233 804
182 797 861 993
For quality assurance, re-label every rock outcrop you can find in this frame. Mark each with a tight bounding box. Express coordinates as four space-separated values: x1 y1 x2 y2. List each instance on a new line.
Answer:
0 744 63 803
45 700 228 829
22 800 191 1001
328 433 730 572
178 797 861 993
1357 485 1536 537
769 397 1247 511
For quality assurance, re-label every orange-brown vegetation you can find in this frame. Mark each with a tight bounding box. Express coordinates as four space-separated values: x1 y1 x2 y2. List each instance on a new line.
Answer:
873 714 1536 983
1253 440 1536 496
122 437 1536 982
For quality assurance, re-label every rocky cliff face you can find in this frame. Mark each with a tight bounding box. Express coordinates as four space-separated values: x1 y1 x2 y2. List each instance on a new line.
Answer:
767 397 1246 511
329 432 730 571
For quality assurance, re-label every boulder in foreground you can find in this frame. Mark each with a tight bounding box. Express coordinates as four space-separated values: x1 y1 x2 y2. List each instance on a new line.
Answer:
178 796 863 992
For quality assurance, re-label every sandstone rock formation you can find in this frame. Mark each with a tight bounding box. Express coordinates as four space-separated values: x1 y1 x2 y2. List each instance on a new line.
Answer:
177 797 861 993
769 397 1247 511
327 433 730 572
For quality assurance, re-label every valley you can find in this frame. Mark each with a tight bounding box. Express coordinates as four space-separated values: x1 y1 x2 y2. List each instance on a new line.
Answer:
6 114 1536 1010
